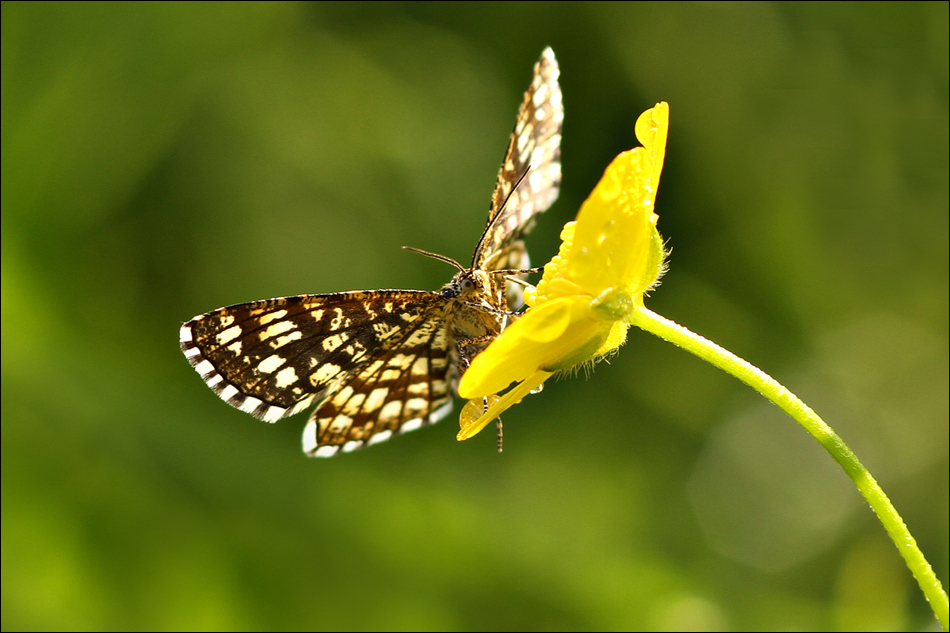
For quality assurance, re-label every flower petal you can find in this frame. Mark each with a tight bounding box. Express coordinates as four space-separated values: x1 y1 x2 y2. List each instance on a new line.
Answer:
567 158 654 298
459 296 606 398
635 101 668 192
457 371 552 441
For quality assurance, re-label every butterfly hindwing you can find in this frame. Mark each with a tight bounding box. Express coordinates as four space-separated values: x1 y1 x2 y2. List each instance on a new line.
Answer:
302 310 453 456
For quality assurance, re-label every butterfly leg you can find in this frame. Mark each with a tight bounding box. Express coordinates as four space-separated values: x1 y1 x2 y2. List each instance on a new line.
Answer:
475 393 504 453
460 302 523 320
495 410 504 453
458 336 504 453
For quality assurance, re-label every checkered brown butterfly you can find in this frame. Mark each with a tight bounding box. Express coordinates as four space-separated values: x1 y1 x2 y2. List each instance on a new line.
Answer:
180 48 562 456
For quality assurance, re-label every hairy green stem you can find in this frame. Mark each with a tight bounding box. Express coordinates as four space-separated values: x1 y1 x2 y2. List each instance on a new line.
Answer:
629 306 948 629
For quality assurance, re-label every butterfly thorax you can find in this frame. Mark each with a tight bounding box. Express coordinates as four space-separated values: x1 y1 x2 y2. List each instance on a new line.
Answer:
439 268 505 370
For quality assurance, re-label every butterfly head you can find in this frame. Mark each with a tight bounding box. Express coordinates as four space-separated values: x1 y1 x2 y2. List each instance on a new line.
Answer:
441 268 493 303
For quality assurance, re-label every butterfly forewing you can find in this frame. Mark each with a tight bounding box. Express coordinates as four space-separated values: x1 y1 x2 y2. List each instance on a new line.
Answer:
476 47 562 271
181 48 563 456
180 291 449 423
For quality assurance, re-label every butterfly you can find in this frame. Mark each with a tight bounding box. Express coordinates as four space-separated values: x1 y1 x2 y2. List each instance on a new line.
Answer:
180 48 562 457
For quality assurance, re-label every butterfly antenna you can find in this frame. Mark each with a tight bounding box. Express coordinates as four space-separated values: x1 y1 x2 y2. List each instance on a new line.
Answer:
470 166 533 268
502 274 534 289
401 246 465 272
494 267 543 277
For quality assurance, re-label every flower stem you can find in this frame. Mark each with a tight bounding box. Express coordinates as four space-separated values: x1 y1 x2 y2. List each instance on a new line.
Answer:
629 305 949 629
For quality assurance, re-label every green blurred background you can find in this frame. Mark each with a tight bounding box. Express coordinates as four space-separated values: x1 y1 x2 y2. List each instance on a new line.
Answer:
2 2 947 630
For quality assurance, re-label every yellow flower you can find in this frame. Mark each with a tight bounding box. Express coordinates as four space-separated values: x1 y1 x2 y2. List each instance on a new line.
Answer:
457 102 670 440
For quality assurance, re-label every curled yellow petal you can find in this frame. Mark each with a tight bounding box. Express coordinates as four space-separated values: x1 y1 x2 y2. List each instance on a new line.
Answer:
636 101 668 192
457 371 552 441
458 395 502 439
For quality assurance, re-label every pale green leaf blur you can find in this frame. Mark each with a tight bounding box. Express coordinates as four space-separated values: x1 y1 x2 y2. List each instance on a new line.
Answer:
2 3 946 630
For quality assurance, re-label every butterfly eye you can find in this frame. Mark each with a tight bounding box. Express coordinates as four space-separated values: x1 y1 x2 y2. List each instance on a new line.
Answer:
461 277 477 292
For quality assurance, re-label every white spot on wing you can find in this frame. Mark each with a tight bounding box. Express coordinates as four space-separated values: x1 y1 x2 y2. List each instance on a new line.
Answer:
410 357 429 377
532 81 548 106
313 445 340 458
274 365 298 389
368 430 393 446
271 331 303 348
180 326 193 343
407 381 428 396
195 360 215 377
329 414 353 434
260 320 294 341
329 308 345 329
517 123 534 152
406 398 428 414
240 396 263 415
389 353 414 369
331 386 355 406
220 385 239 402
400 418 423 433
285 395 315 418
263 405 285 423
551 93 563 120
257 355 285 374
380 369 402 383
258 310 288 326
322 333 348 352
342 440 364 453
380 400 402 421
529 170 544 193
404 329 432 347
310 363 341 386
216 325 242 345
365 388 388 413
530 147 549 172
302 419 318 453
342 393 366 416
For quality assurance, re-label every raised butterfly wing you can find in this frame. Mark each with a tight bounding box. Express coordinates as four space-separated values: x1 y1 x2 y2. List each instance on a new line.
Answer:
473 47 563 273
